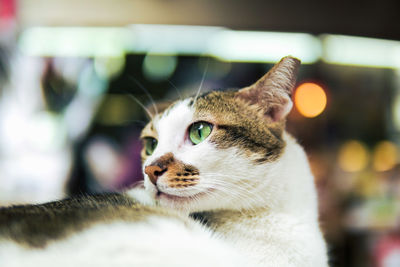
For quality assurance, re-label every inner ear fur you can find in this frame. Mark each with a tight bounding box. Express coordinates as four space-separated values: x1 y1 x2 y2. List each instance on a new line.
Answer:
235 56 301 122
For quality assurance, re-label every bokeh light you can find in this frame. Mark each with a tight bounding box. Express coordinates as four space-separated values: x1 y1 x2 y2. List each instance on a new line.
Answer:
393 93 400 131
338 140 370 172
198 57 232 79
294 82 327 118
142 54 177 81
95 95 140 125
94 56 126 80
372 141 398 172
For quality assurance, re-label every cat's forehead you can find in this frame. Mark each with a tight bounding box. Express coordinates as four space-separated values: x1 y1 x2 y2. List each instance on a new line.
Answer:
141 99 194 138
158 99 194 131
192 90 238 121
144 91 237 133
143 89 281 132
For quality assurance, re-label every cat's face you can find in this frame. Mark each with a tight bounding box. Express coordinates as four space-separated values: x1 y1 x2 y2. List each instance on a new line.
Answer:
140 57 300 212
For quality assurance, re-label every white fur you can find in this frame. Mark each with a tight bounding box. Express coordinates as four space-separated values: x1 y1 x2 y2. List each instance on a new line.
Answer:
0 217 245 267
206 135 328 266
141 100 328 266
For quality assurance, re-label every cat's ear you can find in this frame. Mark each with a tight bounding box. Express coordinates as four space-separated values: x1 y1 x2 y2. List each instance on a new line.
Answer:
236 56 300 122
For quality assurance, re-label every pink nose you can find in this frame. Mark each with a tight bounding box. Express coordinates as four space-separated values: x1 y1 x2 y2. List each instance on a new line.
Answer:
144 165 167 185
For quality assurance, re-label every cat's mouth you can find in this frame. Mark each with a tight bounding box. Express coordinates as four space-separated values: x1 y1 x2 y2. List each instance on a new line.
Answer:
155 190 209 203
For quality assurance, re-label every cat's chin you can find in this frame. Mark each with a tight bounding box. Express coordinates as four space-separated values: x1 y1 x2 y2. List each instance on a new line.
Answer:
156 190 209 209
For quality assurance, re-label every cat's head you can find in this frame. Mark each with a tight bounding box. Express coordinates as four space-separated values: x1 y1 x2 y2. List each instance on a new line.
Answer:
140 56 300 212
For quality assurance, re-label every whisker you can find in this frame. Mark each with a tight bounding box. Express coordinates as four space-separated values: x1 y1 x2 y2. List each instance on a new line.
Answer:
128 94 154 120
191 57 209 108
198 177 266 210
201 180 260 201
113 119 147 127
207 186 256 214
128 76 159 116
126 119 147 126
167 79 182 100
127 180 145 190
201 171 275 189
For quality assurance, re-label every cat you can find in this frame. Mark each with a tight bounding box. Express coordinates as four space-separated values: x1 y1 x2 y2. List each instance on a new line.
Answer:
0 56 328 266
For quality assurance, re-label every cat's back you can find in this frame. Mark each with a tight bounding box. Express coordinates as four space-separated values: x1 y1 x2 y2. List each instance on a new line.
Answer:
0 193 178 247
0 193 243 267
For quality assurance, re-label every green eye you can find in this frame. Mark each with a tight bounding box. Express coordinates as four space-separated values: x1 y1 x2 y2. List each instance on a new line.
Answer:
144 137 158 155
189 122 213 145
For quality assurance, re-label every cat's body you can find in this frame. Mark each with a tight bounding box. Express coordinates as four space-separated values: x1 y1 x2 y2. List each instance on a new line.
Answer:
0 193 244 266
0 56 328 266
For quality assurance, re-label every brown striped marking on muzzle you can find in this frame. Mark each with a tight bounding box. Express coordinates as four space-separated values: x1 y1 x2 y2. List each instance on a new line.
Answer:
144 152 200 188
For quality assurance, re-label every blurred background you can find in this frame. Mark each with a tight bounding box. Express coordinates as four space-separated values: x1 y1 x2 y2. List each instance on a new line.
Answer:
1 0 400 266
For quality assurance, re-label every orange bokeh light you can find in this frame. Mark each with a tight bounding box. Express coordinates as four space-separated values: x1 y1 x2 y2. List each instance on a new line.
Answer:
294 82 327 118
372 141 398 172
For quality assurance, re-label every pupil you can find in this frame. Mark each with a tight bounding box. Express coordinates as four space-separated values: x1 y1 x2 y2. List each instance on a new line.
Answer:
198 124 203 137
